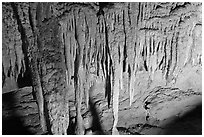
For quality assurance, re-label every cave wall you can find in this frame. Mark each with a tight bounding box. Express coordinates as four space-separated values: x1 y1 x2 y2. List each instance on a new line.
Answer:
2 2 202 135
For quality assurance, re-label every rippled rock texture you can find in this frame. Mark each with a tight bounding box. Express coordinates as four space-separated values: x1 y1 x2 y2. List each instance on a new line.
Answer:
2 2 202 135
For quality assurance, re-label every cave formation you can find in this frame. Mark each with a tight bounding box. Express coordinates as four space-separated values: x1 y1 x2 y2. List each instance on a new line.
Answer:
2 2 202 135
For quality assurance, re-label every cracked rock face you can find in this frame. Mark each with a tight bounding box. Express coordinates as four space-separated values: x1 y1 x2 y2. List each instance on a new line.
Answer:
2 2 202 135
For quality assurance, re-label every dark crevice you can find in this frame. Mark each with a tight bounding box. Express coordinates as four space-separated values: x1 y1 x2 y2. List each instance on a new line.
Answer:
139 27 159 31
122 9 127 72
163 39 168 79
97 52 100 76
158 56 164 70
128 64 131 79
166 38 174 80
97 2 114 16
67 116 76 135
28 6 34 33
144 60 148 71
89 98 104 134
156 42 160 52
17 68 32 88
127 3 131 25
161 39 166 74
155 4 163 10
170 2 190 14
105 75 111 108
136 2 140 25
104 17 112 108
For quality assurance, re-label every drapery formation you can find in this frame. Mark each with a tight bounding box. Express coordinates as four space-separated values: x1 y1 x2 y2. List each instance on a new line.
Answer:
2 2 202 135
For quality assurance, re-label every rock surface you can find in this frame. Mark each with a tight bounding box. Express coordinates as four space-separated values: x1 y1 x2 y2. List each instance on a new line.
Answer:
2 87 43 135
2 2 202 135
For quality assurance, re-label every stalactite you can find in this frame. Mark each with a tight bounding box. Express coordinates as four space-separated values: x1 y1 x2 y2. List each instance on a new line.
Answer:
2 3 26 86
168 32 178 81
183 35 194 67
60 19 74 135
112 63 120 135
72 9 85 135
119 58 123 91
